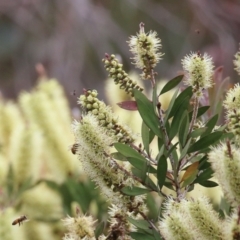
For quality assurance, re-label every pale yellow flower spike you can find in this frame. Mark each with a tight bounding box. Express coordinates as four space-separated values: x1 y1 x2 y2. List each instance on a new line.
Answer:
182 52 214 98
128 22 164 80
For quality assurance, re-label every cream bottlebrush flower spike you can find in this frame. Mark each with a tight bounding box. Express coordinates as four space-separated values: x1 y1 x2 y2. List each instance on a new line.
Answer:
209 142 240 206
233 46 240 75
72 114 146 208
62 213 97 240
72 114 146 239
182 52 214 98
223 84 240 141
128 22 164 80
159 197 227 240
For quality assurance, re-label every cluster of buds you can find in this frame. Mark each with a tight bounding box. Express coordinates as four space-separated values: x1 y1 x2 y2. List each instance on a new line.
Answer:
78 89 134 144
102 53 143 96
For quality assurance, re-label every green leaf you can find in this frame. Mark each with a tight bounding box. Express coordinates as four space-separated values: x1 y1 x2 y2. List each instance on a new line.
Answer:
187 131 223 153
163 180 174 190
169 98 190 140
152 85 158 115
142 122 150 154
166 142 179 159
190 127 207 139
128 157 157 174
181 162 199 188
194 167 214 183
133 89 162 138
159 75 183 95
189 106 210 119
179 138 192 160
157 155 168 190
220 132 234 141
199 180 218 188
130 232 157 240
198 156 209 170
178 110 189 147
132 168 159 192
114 143 145 160
201 114 218 138
95 222 105 238
146 194 160 220
111 152 128 161
163 89 179 124
121 186 151 196
219 197 231 216
167 86 192 120
127 218 150 231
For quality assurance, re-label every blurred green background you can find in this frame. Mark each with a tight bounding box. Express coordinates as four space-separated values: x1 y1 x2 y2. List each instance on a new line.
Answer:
0 0 240 104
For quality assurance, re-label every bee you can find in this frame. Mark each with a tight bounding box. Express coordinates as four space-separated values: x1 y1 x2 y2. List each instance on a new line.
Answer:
70 143 79 155
12 215 28 226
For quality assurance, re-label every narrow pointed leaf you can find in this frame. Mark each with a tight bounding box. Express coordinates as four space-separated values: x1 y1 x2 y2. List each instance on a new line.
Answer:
128 157 157 174
117 100 138 111
189 106 210 119
159 75 183 95
157 155 168 189
201 114 218 138
187 131 223 153
168 86 193 120
199 180 218 188
179 138 192 160
169 98 190 140
114 143 145 160
121 186 151 196
141 121 150 154
163 89 179 124
132 168 159 192
111 152 128 161
194 167 214 183
190 127 207 139
130 233 156 240
179 110 189 147
133 89 162 138
181 161 199 183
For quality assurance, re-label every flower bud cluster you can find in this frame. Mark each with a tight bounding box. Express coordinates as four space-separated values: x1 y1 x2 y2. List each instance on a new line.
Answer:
181 52 214 98
128 22 163 80
102 54 143 96
159 197 228 240
78 89 134 143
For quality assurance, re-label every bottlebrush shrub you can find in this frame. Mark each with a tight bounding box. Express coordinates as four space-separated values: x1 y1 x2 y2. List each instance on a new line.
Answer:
66 22 240 240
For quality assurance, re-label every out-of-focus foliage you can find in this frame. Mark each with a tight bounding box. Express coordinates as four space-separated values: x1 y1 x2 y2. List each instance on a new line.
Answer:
0 77 107 240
